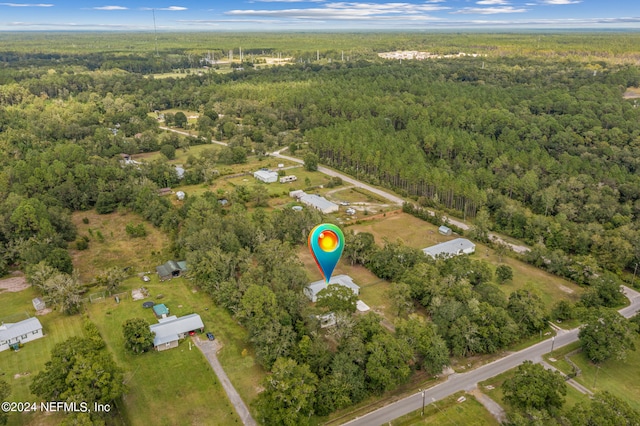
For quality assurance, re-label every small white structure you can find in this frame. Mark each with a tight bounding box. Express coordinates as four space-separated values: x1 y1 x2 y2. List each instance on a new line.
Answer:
300 193 339 214
289 189 305 199
279 175 297 183
32 297 46 311
346 208 356 215
305 274 360 303
277 163 284 168
438 225 452 236
254 170 278 183
316 312 337 328
356 300 370 312
0 317 44 352
422 238 476 259
292 206 303 212
176 191 185 201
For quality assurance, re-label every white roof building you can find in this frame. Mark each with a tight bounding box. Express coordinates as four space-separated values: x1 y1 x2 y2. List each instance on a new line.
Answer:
149 313 204 351
254 170 278 183
0 317 44 352
300 193 338 214
304 274 360 303
422 238 476 259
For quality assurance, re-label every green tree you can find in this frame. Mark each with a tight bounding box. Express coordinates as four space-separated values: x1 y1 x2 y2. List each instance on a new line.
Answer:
122 318 155 354
496 265 513 283
395 315 449 375
365 332 412 393
579 309 637 364
343 231 375 266
256 357 318 426
0 379 9 425
568 391 640 426
45 248 73 274
388 282 414 317
43 272 83 315
507 289 547 337
160 144 176 160
174 111 188 128
303 152 319 171
94 267 127 293
503 361 566 413
30 337 125 423
316 284 358 313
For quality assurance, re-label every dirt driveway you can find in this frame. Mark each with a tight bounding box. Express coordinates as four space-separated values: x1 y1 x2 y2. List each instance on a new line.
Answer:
0 273 29 292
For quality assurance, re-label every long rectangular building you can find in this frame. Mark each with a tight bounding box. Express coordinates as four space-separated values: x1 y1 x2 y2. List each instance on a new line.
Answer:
422 238 476 259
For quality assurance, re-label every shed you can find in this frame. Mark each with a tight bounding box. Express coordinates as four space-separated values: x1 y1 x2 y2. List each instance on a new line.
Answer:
149 313 204 351
156 260 188 281
422 238 476 259
289 189 305 199
0 317 44 352
279 175 297 183
299 193 339 214
153 303 170 319
32 297 46 311
304 274 360 303
254 170 278 183
438 225 452 236
157 187 172 196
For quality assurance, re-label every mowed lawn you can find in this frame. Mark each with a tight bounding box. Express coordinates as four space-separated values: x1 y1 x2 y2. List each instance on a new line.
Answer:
70 210 171 282
85 275 263 425
348 213 583 311
0 287 85 426
390 392 499 426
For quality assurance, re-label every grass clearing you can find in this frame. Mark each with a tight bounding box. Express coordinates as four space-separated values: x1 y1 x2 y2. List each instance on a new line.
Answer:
390 392 499 426
85 275 257 425
327 187 388 204
70 210 171 282
348 213 583 311
0 287 85 426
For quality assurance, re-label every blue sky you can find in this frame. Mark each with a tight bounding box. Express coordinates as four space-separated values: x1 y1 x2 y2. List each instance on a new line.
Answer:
0 0 638 31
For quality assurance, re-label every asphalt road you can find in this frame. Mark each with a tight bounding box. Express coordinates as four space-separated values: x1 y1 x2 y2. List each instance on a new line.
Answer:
344 285 640 426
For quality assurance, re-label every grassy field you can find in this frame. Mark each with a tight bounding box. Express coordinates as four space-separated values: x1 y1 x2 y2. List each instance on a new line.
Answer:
0 287 85 426
545 336 640 412
85 275 245 426
390 392 499 426
348 213 583 311
70 210 171 282
327 187 388 205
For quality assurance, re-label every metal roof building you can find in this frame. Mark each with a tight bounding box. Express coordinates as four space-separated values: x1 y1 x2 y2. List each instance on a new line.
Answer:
0 317 44 352
254 170 278 183
304 274 360 303
422 238 476 259
156 260 188 281
149 313 205 351
299 193 339 214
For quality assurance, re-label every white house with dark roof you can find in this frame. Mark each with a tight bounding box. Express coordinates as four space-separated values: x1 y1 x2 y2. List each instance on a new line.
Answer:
149 313 204 351
0 317 44 352
422 238 476 259
304 274 360 303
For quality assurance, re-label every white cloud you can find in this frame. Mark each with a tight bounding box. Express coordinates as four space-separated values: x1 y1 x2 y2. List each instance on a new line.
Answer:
0 2 53 6
93 5 128 10
452 6 527 14
141 5 187 11
476 0 509 4
540 0 581 4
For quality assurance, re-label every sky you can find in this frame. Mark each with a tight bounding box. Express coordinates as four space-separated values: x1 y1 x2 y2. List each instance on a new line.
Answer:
0 0 638 31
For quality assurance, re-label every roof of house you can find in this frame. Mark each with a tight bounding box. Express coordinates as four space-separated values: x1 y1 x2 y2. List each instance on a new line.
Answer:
422 238 476 258
32 297 45 309
153 304 169 316
300 193 338 212
155 260 188 277
306 274 360 299
150 313 204 346
254 170 278 180
0 317 42 342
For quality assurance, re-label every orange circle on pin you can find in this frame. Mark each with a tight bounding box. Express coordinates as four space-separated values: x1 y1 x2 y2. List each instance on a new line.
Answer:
318 231 339 252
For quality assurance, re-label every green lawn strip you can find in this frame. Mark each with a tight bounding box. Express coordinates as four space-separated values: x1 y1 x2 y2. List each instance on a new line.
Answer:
563 335 640 412
389 392 499 426
86 278 243 426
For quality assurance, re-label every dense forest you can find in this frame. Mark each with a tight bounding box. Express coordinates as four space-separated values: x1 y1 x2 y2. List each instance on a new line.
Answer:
1 32 640 424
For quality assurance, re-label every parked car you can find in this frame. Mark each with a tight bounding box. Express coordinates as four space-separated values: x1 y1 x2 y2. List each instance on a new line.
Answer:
206 332 215 341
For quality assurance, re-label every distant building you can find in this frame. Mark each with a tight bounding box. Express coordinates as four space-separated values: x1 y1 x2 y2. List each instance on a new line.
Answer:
304 274 360 303
149 314 204 351
289 189 305 199
32 297 46 311
300 193 339 214
0 318 44 352
279 175 297 183
438 225 452 236
156 260 188 281
254 170 278 183
422 238 476 259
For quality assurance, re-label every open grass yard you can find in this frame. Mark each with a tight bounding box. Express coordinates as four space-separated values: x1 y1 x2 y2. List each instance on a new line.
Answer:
70 210 170 283
86 275 255 425
0 287 85 426
348 213 583 311
327 187 388 205
390 392 499 426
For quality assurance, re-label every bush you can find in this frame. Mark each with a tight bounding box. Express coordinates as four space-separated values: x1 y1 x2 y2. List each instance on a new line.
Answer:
160 144 176 160
82 217 89 224
76 239 89 250
496 265 513 283
125 223 147 238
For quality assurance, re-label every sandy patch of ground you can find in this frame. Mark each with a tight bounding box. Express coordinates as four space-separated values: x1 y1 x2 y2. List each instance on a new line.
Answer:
35 308 52 316
558 284 574 294
0 273 29 292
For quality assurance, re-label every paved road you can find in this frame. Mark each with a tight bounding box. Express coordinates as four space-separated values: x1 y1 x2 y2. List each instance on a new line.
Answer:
344 285 640 426
192 337 257 426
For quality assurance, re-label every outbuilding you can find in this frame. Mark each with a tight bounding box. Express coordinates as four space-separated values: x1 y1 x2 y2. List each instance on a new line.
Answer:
299 193 339 214
422 238 476 259
438 225 452 236
304 274 360 303
254 170 278 183
156 260 188 281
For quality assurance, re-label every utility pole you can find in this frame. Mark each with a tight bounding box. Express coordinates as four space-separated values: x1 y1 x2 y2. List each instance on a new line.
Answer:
593 364 600 388
420 389 426 416
632 263 638 287
551 336 555 355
